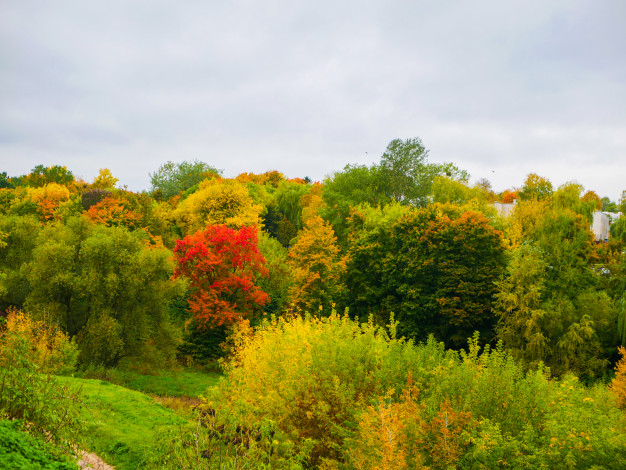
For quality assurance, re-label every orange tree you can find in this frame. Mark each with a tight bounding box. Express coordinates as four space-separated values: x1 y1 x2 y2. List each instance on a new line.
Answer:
173 224 269 327
85 195 142 230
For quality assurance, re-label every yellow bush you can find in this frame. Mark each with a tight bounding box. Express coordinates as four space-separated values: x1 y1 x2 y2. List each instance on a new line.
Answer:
2 309 78 374
209 312 417 466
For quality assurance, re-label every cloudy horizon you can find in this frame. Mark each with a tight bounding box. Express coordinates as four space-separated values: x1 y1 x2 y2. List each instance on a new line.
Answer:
1 1 625 201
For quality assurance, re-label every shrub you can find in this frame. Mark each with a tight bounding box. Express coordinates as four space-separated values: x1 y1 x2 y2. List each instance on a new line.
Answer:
207 312 447 466
3 308 78 375
0 419 77 470
0 315 82 449
203 313 626 468
77 313 123 367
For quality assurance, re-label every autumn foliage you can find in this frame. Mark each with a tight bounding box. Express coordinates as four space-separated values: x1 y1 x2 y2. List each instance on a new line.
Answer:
85 195 142 229
612 346 626 409
173 225 269 327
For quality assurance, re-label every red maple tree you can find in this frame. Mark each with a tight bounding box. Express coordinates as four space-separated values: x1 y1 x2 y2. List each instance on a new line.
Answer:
173 225 269 327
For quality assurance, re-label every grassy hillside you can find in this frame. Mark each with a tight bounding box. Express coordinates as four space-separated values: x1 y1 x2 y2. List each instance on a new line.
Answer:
56 374 217 470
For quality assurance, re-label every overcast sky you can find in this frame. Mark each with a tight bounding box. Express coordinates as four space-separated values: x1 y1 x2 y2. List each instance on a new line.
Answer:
1 1 625 200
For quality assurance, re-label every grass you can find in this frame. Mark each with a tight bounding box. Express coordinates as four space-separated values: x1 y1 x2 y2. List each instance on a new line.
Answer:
76 366 222 397
56 375 201 470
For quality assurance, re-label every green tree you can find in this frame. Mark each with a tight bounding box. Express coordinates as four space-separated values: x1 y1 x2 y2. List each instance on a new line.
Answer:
377 137 439 206
518 173 553 201
23 217 183 367
343 203 410 324
346 205 506 346
23 165 75 188
321 164 386 244
601 196 618 212
0 172 14 189
0 215 42 309
274 180 311 232
431 176 491 205
257 232 294 314
494 244 551 369
149 160 221 200
495 242 617 379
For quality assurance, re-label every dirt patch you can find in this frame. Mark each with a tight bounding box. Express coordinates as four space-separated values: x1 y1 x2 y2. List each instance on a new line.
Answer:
77 450 115 470
152 394 203 412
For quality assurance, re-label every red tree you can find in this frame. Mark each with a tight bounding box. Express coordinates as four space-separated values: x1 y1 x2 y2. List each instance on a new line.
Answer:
173 225 269 327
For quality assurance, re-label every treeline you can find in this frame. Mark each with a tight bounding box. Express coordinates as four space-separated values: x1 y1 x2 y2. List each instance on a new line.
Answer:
0 137 625 382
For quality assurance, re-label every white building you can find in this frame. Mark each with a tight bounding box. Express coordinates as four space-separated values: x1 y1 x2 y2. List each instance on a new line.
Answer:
493 202 516 218
592 211 610 242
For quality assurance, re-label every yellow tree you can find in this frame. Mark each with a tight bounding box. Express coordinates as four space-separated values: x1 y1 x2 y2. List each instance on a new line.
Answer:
300 182 324 223
172 179 263 236
91 168 119 189
288 215 346 312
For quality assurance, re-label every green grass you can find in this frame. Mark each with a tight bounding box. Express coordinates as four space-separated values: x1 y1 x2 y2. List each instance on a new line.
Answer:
56 375 196 470
111 368 221 397
75 367 222 397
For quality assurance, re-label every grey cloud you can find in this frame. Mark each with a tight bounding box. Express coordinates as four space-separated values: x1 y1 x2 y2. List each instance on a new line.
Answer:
1 0 625 200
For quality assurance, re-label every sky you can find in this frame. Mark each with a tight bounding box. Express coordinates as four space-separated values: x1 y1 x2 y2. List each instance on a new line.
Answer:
1 1 625 200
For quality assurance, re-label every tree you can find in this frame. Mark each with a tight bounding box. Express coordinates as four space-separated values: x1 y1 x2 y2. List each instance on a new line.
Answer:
257 232 294 314
343 202 411 324
0 172 14 189
494 244 550 369
390 206 506 345
173 225 269 327
431 176 489 205
496 216 618 379
23 165 75 188
377 137 439 206
288 215 347 312
91 168 119 189
518 173 553 201
0 215 42 309
172 179 263 237
601 196 618 212
582 190 602 210
321 164 387 244
235 170 285 187
23 217 182 366
150 160 221 200
500 189 519 204
26 183 71 221
85 195 142 230
345 205 506 346
274 180 311 232
612 346 626 409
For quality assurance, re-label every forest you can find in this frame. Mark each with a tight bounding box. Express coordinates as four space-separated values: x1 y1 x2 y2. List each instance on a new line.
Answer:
1 137 626 469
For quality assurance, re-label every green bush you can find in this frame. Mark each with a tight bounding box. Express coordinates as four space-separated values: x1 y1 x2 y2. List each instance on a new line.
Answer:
77 313 123 367
0 322 82 449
